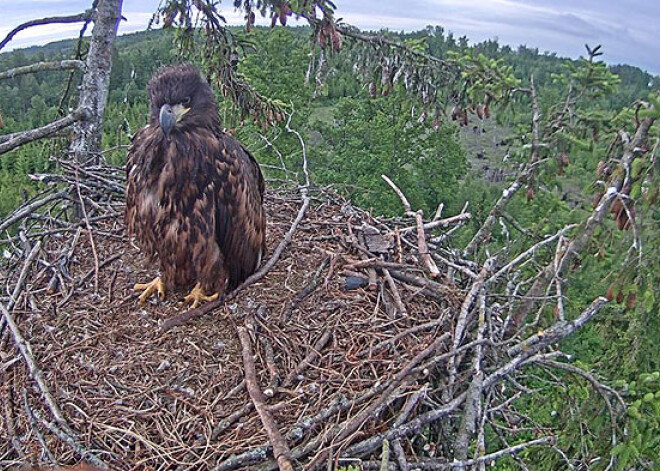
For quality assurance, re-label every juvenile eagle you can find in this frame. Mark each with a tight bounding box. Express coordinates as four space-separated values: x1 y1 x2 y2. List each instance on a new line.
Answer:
125 64 266 308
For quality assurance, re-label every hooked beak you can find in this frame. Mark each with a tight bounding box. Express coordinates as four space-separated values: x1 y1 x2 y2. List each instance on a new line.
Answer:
159 103 190 136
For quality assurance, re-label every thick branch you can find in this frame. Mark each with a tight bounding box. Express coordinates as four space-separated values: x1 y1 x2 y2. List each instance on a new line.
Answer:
382 174 439 276
396 212 472 235
69 0 123 162
368 437 555 470
238 324 294 471
0 108 90 155
307 331 451 470
0 243 87 451
0 60 85 80
487 224 578 285
507 297 608 358
463 178 523 257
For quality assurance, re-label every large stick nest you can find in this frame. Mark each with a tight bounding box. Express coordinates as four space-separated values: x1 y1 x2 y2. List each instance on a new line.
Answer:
0 157 611 471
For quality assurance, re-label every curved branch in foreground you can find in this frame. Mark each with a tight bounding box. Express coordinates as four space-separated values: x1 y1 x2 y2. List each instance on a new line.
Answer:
0 60 85 81
238 323 294 471
0 107 90 155
0 10 93 52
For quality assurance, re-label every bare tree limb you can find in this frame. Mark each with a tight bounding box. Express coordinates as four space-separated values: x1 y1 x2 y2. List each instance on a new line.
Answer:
463 164 538 258
364 436 555 470
396 212 472 235
238 323 294 471
0 246 66 414
382 174 440 277
454 292 487 469
0 10 93 52
487 224 578 285
0 107 90 155
0 190 69 235
510 118 653 328
0 60 85 81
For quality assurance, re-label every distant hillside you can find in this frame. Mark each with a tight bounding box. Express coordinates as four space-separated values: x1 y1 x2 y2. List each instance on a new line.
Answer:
0 24 657 217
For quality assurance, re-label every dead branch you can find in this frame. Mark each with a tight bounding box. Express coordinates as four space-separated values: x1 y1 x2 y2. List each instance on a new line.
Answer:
238 323 294 471
530 75 541 165
23 390 57 464
391 389 426 471
382 268 407 316
487 224 578 285
0 243 68 424
388 270 453 301
0 107 90 155
464 80 543 259
508 297 608 359
396 212 472 235
382 174 440 277
362 436 554 470
454 293 486 469
463 173 524 258
75 169 100 294
381 174 412 213
447 258 494 388
27 406 108 469
283 329 332 387
1 370 25 459
0 60 85 80
0 10 93 52
511 118 653 328
306 329 452 470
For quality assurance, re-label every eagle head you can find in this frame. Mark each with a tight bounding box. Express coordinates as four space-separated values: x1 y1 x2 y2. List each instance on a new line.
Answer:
147 64 219 137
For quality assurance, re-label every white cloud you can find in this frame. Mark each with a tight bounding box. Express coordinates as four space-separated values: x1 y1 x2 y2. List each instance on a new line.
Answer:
1 0 658 74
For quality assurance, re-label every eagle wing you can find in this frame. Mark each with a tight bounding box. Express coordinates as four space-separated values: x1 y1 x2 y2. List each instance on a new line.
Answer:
213 133 266 287
125 125 161 259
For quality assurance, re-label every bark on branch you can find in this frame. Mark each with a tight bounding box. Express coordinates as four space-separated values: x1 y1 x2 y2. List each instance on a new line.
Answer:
0 190 70 234
238 324 295 471
0 60 85 81
510 118 654 328
0 107 90 155
69 0 123 163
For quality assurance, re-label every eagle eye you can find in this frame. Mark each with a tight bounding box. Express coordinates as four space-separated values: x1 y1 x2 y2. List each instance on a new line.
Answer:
182 96 192 106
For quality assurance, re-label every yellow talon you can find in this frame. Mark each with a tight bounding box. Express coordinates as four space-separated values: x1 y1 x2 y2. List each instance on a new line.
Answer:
179 282 219 309
134 277 166 304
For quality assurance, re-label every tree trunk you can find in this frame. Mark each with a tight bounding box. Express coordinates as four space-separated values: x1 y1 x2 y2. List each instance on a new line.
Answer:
69 0 123 164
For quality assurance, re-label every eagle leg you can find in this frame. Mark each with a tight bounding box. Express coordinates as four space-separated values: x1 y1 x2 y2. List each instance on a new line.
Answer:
134 277 166 304
179 282 219 309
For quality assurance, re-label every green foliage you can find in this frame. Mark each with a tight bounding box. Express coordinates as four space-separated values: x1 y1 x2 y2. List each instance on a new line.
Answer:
611 372 660 469
312 92 467 216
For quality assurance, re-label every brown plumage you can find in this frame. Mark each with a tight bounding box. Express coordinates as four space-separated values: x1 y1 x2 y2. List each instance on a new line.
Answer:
125 64 265 304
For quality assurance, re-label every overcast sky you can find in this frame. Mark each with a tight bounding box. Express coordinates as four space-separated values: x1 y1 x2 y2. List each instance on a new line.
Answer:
0 1 658 75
